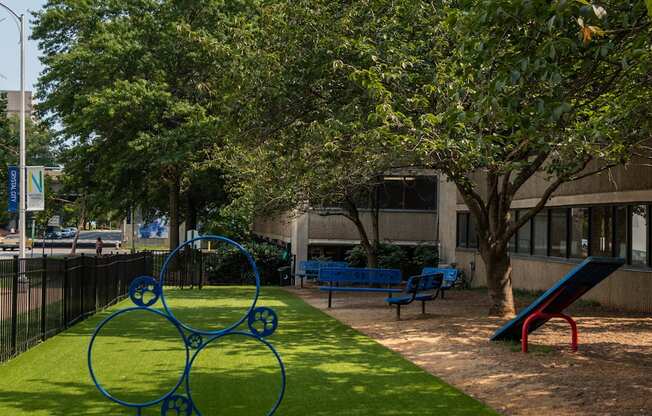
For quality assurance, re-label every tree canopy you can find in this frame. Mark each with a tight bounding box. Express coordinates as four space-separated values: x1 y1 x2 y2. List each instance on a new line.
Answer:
32 0 651 315
33 0 247 247
221 0 652 314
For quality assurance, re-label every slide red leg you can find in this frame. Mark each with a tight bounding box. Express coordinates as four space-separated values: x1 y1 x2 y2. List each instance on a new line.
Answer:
522 311 578 353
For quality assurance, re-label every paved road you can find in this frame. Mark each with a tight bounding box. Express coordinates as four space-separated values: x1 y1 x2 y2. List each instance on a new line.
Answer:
0 230 124 259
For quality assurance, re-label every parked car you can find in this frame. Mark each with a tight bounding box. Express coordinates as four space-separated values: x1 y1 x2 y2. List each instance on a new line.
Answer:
45 230 62 239
61 227 77 238
0 236 18 251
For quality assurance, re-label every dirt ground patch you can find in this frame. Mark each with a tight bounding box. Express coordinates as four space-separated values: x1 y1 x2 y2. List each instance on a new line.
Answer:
290 286 652 416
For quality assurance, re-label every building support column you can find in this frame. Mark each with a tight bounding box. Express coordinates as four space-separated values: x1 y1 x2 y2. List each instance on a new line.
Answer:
291 211 309 288
437 175 457 265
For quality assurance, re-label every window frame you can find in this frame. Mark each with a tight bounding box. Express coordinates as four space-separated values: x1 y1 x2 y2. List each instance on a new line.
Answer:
455 203 652 268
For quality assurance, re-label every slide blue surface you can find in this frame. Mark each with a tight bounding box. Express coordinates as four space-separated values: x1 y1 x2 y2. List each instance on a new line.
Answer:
491 256 625 342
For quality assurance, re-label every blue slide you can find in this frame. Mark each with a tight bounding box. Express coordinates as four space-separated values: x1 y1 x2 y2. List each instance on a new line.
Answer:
491 257 624 349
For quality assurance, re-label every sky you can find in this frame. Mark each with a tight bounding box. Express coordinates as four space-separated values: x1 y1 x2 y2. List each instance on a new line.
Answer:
0 0 47 94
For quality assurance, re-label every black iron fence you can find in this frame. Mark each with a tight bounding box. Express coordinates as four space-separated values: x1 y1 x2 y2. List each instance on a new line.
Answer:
150 249 205 289
0 247 290 364
150 248 286 287
0 253 151 363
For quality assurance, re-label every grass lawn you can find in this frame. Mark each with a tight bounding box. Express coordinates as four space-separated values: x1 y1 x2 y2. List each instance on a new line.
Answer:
0 287 498 415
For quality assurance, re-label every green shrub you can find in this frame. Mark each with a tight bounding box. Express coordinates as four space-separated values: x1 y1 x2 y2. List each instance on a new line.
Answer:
345 243 439 278
412 245 439 268
205 240 289 285
345 246 367 267
345 243 407 270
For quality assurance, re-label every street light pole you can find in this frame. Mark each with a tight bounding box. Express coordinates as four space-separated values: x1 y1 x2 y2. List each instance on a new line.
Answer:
0 3 27 259
19 13 26 259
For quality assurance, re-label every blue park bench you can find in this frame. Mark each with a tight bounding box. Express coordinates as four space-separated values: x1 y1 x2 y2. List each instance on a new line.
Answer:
491 256 624 353
421 267 460 298
318 267 403 308
386 271 444 319
297 260 349 288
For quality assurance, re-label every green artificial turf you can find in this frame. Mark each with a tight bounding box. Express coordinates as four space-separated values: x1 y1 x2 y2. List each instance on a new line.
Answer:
0 287 498 415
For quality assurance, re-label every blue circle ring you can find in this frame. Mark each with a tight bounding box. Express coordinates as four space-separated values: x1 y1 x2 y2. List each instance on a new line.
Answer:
158 236 261 336
87 307 190 409
186 331 286 416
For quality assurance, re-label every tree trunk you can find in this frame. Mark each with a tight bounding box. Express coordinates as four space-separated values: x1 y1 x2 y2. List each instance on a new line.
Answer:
168 176 181 251
343 197 378 268
368 191 380 269
185 193 198 231
365 245 379 269
481 247 516 317
70 198 86 255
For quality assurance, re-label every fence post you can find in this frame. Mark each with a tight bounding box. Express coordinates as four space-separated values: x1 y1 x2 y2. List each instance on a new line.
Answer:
93 255 98 311
80 253 85 316
11 255 19 356
198 250 203 290
63 257 69 328
41 255 47 341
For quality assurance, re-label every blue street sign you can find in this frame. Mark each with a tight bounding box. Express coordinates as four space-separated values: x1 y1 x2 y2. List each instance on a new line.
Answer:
7 166 18 213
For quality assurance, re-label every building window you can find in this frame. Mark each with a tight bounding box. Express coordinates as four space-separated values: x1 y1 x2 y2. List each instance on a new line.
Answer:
379 176 437 210
516 210 531 255
570 207 589 259
468 213 479 249
614 206 628 259
457 213 468 248
404 177 437 210
378 178 403 209
591 206 613 257
550 208 568 257
631 205 648 266
533 211 548 256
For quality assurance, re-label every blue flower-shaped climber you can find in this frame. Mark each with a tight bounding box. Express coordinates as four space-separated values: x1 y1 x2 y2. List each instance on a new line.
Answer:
87 236 286 416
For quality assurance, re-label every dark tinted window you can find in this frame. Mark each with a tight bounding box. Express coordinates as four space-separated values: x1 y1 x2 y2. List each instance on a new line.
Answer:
378 176 437 210
550 209 567 257
457 213 468 247
591 206 613 257
404 177 437 210
632 205 648 266
468 213 479 248
517 210 531 254
615 206 628 259
570 207 589 259
378 179 404 209
533 211 548 256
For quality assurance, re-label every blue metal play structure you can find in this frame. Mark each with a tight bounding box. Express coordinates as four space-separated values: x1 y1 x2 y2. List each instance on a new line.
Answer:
491 256 624 352
87 236 286 415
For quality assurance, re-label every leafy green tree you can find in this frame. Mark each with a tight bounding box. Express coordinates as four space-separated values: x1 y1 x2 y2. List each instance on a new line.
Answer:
220 0 427 267
33 0 244 249
0 92 58 227
225 0 650 315
344 0 652 315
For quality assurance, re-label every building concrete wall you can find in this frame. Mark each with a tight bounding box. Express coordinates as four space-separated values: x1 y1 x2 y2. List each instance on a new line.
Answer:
252 213 292 242
3 90 33 118
456 249 652 313
307 210 437 243
456 154 652 208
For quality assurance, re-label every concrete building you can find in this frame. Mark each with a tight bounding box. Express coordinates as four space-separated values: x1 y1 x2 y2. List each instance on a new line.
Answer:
2 90 33 118
252 171 459 277
454 160 652 313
